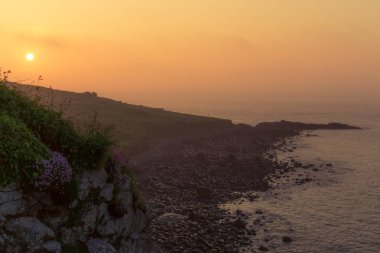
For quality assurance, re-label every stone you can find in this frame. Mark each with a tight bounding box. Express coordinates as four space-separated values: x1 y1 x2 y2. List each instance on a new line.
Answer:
87 238 117 253
282 236 293 243
97 220 118 236
232 218 247 229
0 215 6 224
119 175 131 192
76 169 108 200
59 227 87 244
43 240 62 253
5 217 55 251
119 191 133 210
119 238 149 253
81 204 98 233
0 234 5 248
117 212 134 237
101 184 114 202
258 245 269 251
154 213 186 225
0 184 24 216
97 203 110 224
132 209 148 233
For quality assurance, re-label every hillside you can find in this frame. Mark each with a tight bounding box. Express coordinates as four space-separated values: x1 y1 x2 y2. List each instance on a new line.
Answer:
10 83 234 154
0 82 150 252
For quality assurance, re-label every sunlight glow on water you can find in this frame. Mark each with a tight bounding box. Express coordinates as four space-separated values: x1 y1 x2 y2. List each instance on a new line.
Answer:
170 103 380 252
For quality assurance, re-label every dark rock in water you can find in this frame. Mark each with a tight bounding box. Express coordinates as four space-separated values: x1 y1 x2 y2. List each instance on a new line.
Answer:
282 236 293 243
256 120 360 131
196 187 214 199
232 218 247 229
258 245 269 251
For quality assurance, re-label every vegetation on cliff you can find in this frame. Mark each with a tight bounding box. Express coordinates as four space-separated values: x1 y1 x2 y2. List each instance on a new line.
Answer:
0 76 111 188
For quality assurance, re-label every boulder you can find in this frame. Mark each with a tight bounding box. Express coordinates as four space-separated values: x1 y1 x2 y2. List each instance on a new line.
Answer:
232 218 247 229
43 240 62 253
76 169 108 200
87 239 117 253
132 210 148 233
0 234 5 248
101 184 114 202
5 217 55 251
97 220 118 237
154 213 186 225
282 236 293 243
0 184 24 216
81 204 98 233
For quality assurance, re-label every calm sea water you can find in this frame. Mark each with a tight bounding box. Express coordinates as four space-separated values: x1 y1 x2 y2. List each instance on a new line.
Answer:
168 103 380 253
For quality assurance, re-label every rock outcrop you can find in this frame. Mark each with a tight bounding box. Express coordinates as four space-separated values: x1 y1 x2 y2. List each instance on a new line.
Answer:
0 168 150 253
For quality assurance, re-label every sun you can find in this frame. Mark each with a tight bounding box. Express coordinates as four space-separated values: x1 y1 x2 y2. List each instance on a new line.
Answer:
25 53 35 61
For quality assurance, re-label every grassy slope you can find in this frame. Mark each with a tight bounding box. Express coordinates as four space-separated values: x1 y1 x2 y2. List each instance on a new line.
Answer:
11 83 234 154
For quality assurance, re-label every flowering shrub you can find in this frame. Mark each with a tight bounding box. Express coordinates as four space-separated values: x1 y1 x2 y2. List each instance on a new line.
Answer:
37 152 73 192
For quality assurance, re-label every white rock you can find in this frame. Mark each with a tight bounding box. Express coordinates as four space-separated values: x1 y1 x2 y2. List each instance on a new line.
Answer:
87 238 117 253
43 240 62 253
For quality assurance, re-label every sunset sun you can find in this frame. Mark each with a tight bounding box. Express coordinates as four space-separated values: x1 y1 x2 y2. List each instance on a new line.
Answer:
25 53 35 61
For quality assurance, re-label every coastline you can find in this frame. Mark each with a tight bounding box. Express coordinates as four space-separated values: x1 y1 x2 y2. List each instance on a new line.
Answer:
130 121 360 253
8 83 364 252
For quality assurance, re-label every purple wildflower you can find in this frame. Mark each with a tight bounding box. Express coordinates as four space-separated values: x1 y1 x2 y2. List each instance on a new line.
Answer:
37 152 73 192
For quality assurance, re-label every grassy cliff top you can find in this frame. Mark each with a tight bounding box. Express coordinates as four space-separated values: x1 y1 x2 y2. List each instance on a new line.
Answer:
11 83 234 153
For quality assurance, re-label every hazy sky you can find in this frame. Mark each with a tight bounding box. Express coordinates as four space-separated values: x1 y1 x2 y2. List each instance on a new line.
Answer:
1 1 379 106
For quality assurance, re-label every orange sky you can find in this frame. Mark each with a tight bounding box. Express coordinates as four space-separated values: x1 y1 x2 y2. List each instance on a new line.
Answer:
1 0 379 106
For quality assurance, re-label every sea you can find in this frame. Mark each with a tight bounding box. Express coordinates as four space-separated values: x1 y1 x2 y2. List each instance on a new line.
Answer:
167 103 380 253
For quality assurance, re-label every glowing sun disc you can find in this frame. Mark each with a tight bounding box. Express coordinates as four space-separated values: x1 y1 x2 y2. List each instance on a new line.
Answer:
25 53 35 61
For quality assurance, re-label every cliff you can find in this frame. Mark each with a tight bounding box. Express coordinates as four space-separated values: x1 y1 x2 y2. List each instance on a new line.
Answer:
0 167 149 253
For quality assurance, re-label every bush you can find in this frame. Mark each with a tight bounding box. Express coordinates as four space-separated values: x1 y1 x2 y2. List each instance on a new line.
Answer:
36 152 73 192
0 85 111 171
0 114 49 187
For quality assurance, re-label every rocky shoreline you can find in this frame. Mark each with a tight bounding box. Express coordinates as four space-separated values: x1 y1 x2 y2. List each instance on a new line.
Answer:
132 121 359 253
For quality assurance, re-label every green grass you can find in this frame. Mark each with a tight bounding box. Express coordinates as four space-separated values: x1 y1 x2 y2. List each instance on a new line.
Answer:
0 82 112 187
0 113 49 186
